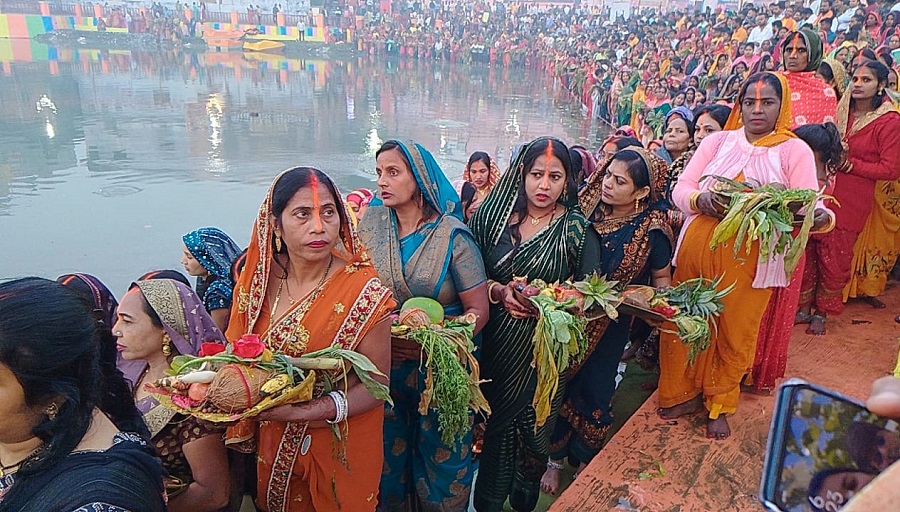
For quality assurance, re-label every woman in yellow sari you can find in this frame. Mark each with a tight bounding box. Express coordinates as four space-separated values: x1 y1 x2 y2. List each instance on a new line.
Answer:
658 72 827 439
226 167 395 512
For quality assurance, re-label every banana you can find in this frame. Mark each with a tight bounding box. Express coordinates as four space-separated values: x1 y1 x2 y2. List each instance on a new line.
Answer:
260 374 292 397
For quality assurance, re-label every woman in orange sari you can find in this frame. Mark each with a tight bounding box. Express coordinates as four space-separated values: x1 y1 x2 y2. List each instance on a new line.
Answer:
226 167 395 512
659 72 828 439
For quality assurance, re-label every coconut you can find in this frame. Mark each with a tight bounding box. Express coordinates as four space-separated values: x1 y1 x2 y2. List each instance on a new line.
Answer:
399 307 432 328
206 364 274 414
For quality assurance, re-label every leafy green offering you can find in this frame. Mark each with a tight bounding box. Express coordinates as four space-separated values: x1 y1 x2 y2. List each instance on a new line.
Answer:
704 175 832 278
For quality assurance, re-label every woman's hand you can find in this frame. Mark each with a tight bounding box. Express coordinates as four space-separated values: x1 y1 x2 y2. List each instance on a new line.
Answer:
257 396 336 426
695 192 727 219
840 377 900 512
500 282 537 319
391 335 421 362
811 208 832 231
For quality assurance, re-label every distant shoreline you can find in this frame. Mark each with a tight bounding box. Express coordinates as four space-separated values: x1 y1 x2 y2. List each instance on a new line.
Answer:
33 30 359 59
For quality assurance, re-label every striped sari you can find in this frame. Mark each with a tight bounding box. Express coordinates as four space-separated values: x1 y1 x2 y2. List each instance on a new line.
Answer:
468 137 599 512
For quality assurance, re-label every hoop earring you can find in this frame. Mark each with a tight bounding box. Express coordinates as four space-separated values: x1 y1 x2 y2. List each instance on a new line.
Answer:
46 403 59 421
162 333 172 357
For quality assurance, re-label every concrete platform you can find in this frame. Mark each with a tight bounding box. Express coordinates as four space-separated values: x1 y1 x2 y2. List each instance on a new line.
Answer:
550 286 900 512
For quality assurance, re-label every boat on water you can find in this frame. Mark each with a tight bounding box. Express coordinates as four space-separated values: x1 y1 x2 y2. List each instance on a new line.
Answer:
243 40 285 53
204 29 245 51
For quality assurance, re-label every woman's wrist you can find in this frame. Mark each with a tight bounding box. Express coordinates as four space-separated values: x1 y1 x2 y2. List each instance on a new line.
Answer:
487 280 503 304
688 191 702 213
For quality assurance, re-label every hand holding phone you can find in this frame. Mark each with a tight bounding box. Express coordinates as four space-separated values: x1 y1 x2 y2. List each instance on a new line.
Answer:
760 379 900 512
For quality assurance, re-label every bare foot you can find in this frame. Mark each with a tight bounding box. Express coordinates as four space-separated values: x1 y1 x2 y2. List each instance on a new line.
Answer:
806 315 826 335
707 416 731 440
794 311 813 324
658 395 703 419
540 463 563 496
572 462 587 479
861 296 886 309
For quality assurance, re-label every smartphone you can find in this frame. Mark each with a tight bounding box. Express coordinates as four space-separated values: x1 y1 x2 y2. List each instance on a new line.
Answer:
760 378 900 512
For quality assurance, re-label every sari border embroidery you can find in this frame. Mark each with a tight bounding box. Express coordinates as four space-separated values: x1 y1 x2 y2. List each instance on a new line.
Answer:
265 421 310 512
333 277 391 350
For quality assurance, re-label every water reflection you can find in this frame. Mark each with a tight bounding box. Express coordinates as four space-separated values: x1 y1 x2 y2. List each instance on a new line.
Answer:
0 41 607 292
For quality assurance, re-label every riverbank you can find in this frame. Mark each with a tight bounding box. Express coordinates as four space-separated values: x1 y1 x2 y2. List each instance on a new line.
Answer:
33 30 358 59
551 292 900 511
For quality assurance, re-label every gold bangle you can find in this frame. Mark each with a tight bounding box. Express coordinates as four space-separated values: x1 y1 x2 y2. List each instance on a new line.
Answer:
487 280 501 305
814 211 836 234
689 192 701 213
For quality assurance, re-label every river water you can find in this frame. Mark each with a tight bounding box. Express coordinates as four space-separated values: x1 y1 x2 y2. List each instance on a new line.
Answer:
0 42 606 293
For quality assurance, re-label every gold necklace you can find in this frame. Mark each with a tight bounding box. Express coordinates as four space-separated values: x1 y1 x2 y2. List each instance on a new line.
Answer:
268 256 334 352
528 205 556 226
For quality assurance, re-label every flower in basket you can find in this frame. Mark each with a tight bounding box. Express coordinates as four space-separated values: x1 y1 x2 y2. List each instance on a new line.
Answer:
199 342 226 357
233 334 265 359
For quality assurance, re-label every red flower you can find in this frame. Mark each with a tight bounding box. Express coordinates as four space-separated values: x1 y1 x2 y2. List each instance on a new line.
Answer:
199 342 226 357
232 334 265 359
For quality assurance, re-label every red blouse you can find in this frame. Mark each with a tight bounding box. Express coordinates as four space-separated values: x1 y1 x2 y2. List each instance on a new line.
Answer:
833 110 900 232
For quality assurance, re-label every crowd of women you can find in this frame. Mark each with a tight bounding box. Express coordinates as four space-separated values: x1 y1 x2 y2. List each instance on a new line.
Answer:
4 18 900 512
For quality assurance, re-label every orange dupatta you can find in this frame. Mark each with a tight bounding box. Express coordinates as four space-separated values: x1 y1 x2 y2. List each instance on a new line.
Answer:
723 72 797 147
226 167 395 512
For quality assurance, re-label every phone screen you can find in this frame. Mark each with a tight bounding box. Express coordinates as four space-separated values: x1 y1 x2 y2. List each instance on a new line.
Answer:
764 382 900 512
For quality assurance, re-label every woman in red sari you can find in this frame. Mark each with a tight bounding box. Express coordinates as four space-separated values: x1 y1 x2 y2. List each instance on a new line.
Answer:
798 61 900 334
779 29 838 126
747 28 840 393
226 167 395 511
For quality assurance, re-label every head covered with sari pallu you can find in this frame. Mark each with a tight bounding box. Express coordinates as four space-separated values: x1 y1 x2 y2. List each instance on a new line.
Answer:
724 71 797 147
463 151 502 190
225 168 394 512
229 166 371 340
821 58 849 98
469 136 580 252
360 140 473 306
574 148 674 371
835 60 898 138
183 227 241 310
119 279 226 388
781 28 825 73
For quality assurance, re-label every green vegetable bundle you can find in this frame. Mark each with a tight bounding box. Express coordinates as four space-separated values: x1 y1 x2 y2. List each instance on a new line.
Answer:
403 319 490 445
704 175 827 278
657 276 735 364
530 293 588 428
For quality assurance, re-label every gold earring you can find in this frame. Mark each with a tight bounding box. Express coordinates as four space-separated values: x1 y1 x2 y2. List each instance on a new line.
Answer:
46 403 59 421
635 197 640 211
162 333 172 357
274 233 283 253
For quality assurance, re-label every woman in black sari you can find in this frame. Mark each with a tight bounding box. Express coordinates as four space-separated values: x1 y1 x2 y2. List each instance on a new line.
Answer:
0 278 165 511
468 137 600 512
541 148 674 494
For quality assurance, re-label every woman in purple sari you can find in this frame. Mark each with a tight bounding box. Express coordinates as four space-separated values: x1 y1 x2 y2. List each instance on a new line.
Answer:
115 279 231 512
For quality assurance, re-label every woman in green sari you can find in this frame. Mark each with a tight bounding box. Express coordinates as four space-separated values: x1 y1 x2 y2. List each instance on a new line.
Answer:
468 137 601 512
357 139 489 511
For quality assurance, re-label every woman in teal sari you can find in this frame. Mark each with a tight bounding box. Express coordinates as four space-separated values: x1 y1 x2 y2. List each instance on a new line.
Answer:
468 137 601 512
357 139 489 511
